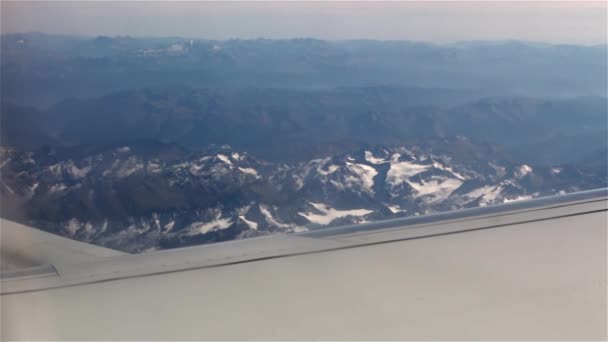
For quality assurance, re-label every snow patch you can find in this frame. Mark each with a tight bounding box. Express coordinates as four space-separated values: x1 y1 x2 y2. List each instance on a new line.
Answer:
29 182 39 193
317 164 340 176
2 184 14 194
65 218 81 236
68 164 91 179
503 195 533 203
432 161 465 180
465 185 496 200
187 163 203 175
99 220 108 235
479 186 504 206
298 202 373 225
238 167 259 177
386 204 407 214
188 217 233 235
260 204 292 228
551 167 562 174
292 176 305 190
364 151 387 164
48 164 62 177
50 183 67 193
386 160 431 188
464 185 509 206
147 160 162 174
515 164 533 178
163 220 176 232
217 154 233 165
344 162 377 194
239 216 258 230
407 178 463 202
116 157 143 178
489 162 507 178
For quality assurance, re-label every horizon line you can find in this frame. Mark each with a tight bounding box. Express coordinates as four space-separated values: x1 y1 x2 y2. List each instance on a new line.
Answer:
2 31 606 47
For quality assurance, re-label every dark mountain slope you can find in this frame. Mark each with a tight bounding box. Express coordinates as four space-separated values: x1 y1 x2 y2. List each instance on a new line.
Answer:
3 88 602 164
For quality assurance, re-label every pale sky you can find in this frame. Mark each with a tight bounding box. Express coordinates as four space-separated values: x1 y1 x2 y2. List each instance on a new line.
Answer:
1 1 606 44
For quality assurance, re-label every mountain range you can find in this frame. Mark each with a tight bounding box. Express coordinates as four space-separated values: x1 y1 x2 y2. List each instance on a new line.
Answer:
1 34 606 252
1 140 605 252
2 88 606 165
2 33 606 107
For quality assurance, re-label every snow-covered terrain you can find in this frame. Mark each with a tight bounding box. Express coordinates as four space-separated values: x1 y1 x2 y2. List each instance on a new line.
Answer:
0 144 604 252
298 202 373 225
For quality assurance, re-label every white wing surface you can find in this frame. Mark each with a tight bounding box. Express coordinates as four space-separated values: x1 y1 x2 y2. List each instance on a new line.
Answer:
1 189 606 340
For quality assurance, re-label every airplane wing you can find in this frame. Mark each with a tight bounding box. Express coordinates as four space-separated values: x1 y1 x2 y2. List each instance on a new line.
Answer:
1 189 607 340
0 219 125 274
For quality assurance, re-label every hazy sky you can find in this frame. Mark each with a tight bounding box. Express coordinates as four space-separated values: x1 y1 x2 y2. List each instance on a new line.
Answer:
2 1 606 44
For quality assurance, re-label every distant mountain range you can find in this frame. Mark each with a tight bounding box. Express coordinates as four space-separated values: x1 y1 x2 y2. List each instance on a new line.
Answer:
2 33 606 107
2 87 606 164
1 141 605 252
